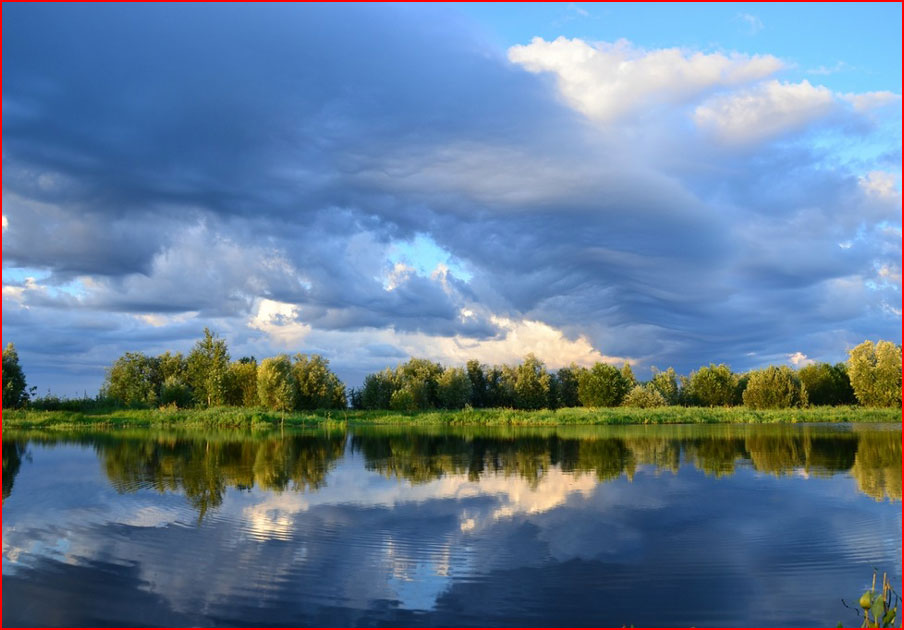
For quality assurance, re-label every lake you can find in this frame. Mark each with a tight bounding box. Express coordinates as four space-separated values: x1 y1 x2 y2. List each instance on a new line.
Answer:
2 423 900 627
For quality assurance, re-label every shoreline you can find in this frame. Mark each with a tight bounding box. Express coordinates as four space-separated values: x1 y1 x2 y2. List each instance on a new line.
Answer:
2 405 900 430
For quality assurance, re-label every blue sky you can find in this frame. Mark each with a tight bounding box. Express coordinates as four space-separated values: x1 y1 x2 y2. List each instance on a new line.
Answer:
2 2 901 395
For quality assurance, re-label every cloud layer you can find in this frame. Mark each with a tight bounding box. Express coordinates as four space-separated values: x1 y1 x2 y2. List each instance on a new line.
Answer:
2 4 900 393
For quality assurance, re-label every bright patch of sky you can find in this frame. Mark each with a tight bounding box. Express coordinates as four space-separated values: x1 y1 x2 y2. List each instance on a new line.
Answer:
387 233 473 282
455 2 901 93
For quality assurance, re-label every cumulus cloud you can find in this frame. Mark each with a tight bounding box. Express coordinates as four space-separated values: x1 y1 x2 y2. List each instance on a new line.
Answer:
693 80 836 144
507 36 782 122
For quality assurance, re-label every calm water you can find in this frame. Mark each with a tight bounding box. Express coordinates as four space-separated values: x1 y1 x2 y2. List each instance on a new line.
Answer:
2 423 901 627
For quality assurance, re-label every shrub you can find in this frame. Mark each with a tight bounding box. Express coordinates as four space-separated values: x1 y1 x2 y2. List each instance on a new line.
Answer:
742 366 807 409
622 385 667 408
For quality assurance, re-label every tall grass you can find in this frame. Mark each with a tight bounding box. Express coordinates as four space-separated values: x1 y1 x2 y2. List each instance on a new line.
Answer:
2 404 898 429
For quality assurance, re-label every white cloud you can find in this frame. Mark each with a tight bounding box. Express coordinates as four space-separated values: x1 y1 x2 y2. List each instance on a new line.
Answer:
736 13 763 35
507 37 782 122
807 61 853 76
839 90 901 112
859 171 901 202
2 214 7 232
693 80 835 144
248 298 312 347
787 351 814 367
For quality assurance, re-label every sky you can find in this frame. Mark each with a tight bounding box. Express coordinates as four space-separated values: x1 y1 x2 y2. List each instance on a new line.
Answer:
2 2 901 396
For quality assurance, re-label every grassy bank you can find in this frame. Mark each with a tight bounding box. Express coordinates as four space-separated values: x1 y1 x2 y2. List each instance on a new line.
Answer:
2 405 899 429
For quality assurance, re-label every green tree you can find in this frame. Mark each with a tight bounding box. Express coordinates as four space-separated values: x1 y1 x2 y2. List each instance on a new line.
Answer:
2 343 29 408
466 360 489 407
621 362 636 388
578 362 630 407
292 354 347 409
848 340 902 407
485 365 514 407
389 387 417 411
742 366 807 409
556 364 583 408
393 358 443 409
511 354 551 410
686 364 737 407
160 376 193 408
226 359 258 407
104 352 161 406
798 362 856 406
361 368 395 410
649 367 679 405
257 355 296 411
158 351 188 383
622 384 667 408
186 328 230 407
436 367 473 409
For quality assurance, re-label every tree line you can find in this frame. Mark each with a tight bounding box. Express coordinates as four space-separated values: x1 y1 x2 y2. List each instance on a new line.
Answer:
1 333 901 411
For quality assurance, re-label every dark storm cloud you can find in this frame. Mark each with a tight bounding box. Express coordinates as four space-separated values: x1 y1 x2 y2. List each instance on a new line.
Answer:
1 3 899 392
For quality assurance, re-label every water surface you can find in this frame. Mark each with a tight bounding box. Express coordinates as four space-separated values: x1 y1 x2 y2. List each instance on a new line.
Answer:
2 423 900 627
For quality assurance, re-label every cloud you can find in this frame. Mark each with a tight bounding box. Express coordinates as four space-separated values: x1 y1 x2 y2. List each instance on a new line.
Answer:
507 36 783 122
1 5 900 394
693 80 836 144
787 351 814 367
736 13 764 35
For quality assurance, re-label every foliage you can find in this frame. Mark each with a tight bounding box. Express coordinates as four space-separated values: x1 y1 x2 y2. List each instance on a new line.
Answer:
798 362 856 406
620 362 636 388
555 364 582 408
622 385 667 408
226 360 258 407
742 366 807 409
160 376 193 408
848 340 902 407
360 369 395 410
649 367 679 405
292 354 346 409
186 328 230 407
2 343 29 408
257 355 296 412
466 360 489 407
686 364 737 407
510 353 551 410
436 367 473 409
394 358 444 409
389 387 418 411
578 362 630 407
845 570 899 628
104 352 161 406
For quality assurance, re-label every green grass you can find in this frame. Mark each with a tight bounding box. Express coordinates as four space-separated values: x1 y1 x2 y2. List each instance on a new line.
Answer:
2 404 899 429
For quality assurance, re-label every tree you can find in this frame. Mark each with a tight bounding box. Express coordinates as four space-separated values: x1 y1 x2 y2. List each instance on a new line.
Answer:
292 354 346 409
620 362 636 388
186 328 230 407
466 360 489 407
436 367 473 409
160 376 193 408
649 367 679 405
511 354 550 410
556 364 583 408
361 369 395 410
485 365 514 408
798 362 856 406
578 362 630 407
226 360 258 407
257 355 296 411
848 340 902 407
622 385 666 408
686 364 737 407
2 343 29 408
158 351 188 383
389 387 417 411
104 352 161 406
742 366 807 409
393 358 443 410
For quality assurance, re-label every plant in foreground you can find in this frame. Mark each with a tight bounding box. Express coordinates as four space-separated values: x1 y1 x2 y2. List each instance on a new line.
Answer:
842 570 899 627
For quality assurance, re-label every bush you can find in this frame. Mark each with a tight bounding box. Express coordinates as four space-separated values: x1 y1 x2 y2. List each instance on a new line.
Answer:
686 364 737 406
742 366 807 409
257 355 296 412
622 385 667 408
578 363 630 407
160 376 193 408
847 340 902 407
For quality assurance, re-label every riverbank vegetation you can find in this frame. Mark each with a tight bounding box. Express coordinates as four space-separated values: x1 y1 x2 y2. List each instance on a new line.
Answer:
3 331 901 422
